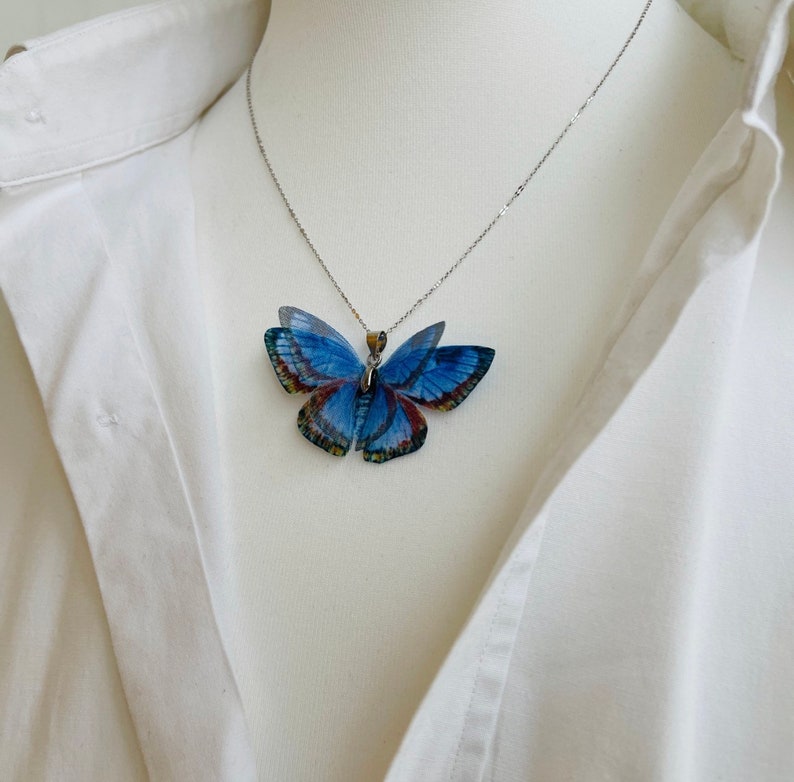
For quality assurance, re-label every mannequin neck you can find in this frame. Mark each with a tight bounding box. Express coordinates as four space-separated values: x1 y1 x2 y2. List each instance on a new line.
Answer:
243 0 670 321
248 0 660 138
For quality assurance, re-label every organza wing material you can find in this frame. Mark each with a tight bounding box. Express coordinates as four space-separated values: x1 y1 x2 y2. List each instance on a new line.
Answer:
264 307 495 462
357 383 428 463
353 380 398 451
396 345 496 411
264 306 363 393
296 379 363 456
377 322 445 389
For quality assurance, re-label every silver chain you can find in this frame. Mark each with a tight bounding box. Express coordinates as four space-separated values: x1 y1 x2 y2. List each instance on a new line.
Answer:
246 0 654 334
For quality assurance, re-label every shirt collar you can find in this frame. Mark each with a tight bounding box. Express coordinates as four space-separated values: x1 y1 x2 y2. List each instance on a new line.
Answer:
0 0 267 188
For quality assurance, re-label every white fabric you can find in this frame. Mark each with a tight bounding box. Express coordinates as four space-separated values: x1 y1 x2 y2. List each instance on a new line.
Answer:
190 3 744 779
1 0 793 780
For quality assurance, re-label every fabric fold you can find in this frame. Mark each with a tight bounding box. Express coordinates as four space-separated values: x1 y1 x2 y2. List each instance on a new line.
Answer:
0 0 791 779
0 0 268 186
0 171 257 780
0 1 270 776
384 2 790 779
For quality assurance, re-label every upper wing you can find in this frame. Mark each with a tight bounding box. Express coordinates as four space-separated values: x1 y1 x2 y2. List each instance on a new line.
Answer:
395 345 495 410
378 322 445 389
264 306 363 393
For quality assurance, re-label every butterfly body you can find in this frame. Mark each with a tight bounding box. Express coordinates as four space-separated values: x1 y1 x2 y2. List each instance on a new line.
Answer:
264 307 494 462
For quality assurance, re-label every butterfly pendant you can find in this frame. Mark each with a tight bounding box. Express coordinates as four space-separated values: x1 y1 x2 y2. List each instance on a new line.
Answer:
264 306 495 463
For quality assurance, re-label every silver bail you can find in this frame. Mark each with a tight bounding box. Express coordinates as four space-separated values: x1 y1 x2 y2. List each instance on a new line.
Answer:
360 330 387 392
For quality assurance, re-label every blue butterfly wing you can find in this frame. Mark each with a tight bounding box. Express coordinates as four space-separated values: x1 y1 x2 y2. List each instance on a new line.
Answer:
355 381 427 463
278 306 353 345
364 323 494 461
377 322 445 389
297 379 363 456
379 320 495 412
398 345 495 410
265 307 494 460
353 380 397 451
264 306 363 393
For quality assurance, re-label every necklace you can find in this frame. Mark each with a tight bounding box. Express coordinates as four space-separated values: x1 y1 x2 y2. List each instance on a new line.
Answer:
256 0 654 462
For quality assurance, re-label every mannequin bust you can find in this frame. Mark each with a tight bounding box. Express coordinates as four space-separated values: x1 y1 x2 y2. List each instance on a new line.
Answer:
190 0 739 778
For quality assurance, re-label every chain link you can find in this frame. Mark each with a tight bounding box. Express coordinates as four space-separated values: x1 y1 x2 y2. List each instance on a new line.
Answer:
246 0 654 334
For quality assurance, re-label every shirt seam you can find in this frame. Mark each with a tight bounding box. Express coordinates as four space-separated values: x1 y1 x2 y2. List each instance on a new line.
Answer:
0 115 197 188
1 107 199 164
0 0 249 79
77 160 256 779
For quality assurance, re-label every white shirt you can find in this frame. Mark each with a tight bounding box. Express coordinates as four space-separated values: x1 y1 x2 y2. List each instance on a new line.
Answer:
1 0 793 780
